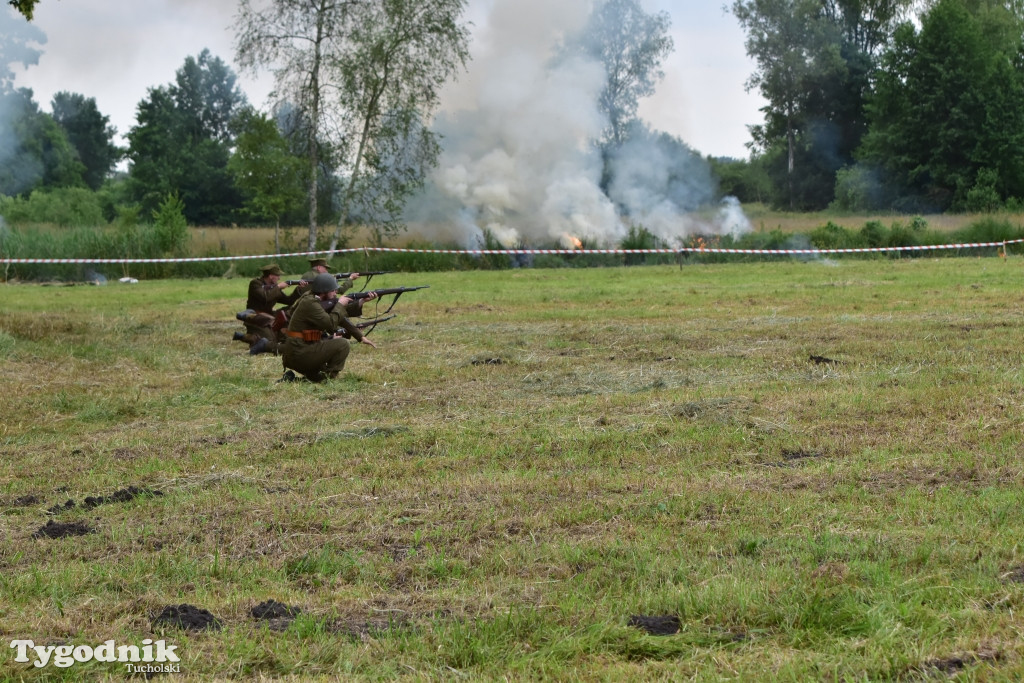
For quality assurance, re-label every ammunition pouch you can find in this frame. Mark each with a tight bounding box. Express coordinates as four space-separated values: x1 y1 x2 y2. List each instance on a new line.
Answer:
285 329 324 342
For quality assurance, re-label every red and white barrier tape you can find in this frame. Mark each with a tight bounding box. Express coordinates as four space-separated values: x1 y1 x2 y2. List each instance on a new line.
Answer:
2 239 1022 264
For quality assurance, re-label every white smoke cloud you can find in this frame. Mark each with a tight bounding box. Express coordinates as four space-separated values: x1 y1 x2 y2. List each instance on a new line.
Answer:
416 0 622 248
409 0 753 249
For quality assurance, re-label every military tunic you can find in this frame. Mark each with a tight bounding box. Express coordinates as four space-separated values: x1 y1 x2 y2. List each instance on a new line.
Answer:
281 292 365 382
246 276 300 313
242 277 301 353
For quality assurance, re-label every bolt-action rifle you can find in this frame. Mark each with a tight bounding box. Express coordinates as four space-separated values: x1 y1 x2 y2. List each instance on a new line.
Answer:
272 286 428 334
285 271 395 289
340 285 430 314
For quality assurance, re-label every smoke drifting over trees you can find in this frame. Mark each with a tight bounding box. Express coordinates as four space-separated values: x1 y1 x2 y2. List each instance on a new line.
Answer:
408 0 746 249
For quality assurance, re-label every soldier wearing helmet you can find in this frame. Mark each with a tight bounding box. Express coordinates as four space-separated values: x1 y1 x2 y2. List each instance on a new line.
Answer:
280 273 378 382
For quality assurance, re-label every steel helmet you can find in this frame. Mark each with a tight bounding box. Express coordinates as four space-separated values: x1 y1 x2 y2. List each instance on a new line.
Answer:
311 273 339 293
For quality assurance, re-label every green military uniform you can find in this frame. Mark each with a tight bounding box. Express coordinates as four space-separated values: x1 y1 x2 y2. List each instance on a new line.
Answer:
281 292 366 382
239 264 300 354
289 258 356 321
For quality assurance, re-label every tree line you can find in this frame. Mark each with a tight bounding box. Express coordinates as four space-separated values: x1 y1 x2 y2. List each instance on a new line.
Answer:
0 0 471 255
3 0 698 253
6 0 1021 257
724 0 1024 212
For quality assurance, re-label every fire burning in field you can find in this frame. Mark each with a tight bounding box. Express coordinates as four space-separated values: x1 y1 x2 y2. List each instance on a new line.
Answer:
561 234 584 249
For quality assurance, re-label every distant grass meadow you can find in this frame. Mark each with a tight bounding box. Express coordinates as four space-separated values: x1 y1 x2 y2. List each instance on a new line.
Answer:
2 256 1024 679
5 206 1024 284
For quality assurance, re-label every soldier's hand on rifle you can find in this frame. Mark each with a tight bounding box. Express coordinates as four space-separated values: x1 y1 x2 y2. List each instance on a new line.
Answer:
360 335 377 349
348 273 361 281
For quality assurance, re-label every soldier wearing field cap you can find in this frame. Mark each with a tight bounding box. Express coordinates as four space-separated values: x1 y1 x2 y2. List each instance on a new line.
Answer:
294 257 362 297
233 263 303 355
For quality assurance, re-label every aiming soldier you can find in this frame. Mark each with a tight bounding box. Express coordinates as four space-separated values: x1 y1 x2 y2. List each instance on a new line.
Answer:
294 257 363 297
280 273 378 382
233 263 303 355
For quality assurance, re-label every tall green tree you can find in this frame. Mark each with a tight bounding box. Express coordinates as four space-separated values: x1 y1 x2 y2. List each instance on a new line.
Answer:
229 109 306 251
733 0 911 209
0 89 84 196
126 51 247 225
859 0 1024 210
560 0 674 149
51 92 121 190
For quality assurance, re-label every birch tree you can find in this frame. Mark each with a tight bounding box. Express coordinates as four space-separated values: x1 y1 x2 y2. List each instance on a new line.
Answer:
327 0 469 249
235 0 360 250
235 0 469 250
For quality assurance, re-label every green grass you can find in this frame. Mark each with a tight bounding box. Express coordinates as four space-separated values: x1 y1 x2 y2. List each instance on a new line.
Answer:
1 258 1023 679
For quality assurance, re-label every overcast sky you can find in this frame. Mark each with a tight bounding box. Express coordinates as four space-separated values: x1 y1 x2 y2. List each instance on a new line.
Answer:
9 0 765 159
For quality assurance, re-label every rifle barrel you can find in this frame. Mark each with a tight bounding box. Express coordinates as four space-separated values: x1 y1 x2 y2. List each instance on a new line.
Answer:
347 285 429 300
333 270 395 279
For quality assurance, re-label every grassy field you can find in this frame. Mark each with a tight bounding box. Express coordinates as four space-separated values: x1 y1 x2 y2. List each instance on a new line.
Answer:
2 257 1024 680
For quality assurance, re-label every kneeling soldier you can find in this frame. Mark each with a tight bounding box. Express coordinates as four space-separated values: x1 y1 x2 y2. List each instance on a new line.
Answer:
281 273 377 382
236 263 303 355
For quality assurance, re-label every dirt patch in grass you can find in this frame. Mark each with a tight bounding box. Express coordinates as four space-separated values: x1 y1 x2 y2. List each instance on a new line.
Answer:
766 449 825 468
251 599 301 632
859 466 1018 493
918 649 1000 676
671 397 751 421
628 615 681 636
47 499 77 514
83 485 163 508
32 519 93 539
152 604 222 632
329 616 411 640
44 486 162 514
1002 566 1024 583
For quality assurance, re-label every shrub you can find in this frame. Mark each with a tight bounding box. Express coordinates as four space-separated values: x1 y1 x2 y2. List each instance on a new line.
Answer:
0 187 106 227
962 168 1002 213
860 220 886 248
809 221 862 250
620 224 661 265
151 193 190 256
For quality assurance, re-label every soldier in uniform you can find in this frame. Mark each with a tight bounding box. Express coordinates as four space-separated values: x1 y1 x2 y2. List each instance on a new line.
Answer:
285 258 371 326
281 273 378 382
294 257 363 297
233 263 304 355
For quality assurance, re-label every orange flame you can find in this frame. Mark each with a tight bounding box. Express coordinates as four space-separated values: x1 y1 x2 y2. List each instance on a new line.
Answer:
560 233 584 249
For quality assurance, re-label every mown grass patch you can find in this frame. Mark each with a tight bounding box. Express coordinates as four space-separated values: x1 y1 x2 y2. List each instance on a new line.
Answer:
1 258 1023 679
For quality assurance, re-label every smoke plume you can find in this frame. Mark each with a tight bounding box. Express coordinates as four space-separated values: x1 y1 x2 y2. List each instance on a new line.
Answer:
0 8 46 196
407 0 751 248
